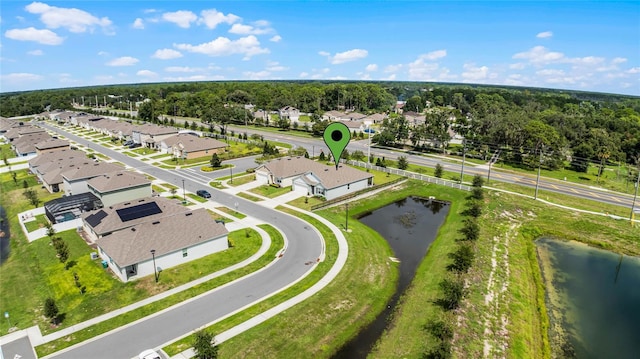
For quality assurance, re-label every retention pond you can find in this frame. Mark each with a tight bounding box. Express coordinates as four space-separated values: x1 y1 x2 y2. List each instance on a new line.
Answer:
333 196 450 358
537 238 640 359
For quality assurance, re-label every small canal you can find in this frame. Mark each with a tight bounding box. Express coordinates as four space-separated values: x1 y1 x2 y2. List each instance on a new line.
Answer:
333 196 450 358
537 238 640 359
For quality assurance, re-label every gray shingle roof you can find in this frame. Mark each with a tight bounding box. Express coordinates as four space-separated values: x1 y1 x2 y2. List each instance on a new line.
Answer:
62 162 124 181
82 196 190 236
96 208 227 267
87 171 150 193
258 156 372 189
35 138 70 150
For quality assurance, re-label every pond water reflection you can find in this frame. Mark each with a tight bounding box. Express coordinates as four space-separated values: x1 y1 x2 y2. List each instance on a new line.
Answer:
333 196 449 358
537 238 640 359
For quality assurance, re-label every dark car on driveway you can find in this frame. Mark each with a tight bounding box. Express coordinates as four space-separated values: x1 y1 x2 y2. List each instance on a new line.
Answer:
196 190 211 198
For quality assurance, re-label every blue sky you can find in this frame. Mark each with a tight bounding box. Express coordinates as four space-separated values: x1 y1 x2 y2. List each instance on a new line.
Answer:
1 1 638 95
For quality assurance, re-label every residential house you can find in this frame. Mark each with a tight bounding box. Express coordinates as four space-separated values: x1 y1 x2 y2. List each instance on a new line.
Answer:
35 138 70 155
29 150 91 193
87 171 152 207
255 156 373 200
339 120 365 134
131 124 178 148
363 113 386 125
279 106 300 122
95 207 228 282
82 197 189 242
4 125 46 142
62 162 124 196
322 110 346 122
44 192 103 224
160 134 227 160
11 132 52 156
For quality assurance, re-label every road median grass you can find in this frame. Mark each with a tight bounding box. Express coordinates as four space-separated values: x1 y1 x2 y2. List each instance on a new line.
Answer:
35 226 283 357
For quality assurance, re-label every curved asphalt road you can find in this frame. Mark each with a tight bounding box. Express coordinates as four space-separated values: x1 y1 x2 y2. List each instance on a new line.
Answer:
39 123 324 359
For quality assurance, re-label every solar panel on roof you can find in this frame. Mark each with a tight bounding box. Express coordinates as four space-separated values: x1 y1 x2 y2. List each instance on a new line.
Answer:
85 210 108 227
116 202 162 222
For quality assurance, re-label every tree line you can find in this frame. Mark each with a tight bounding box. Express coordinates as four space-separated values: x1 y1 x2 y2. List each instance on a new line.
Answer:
2 81 638 168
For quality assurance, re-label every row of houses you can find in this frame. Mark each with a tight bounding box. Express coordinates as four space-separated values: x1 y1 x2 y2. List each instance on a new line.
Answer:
40 111 228 160
25 146 229 283
1 117 70 157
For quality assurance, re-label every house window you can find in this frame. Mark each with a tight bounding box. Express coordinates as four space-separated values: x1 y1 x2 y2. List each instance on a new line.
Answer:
182 248 188 257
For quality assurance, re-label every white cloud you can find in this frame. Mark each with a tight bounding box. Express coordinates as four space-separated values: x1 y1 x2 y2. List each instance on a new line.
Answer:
407 57 440 80
152 48 183 59
165 66 199 72
132 18 144 29
509 62 526 70
162 10 197 28
198 9 240 29
4 27 63 45
97 51 108 56
143 9 158 14
243 70 271 80
360 73 372 80
513 46 564 65
420 49 447 61
25 2 112 33
365 64 378 72
381 74 396 81
269 35 282 42
627 67 640 74
536 69 565 76
266 63 287 71
299 72 309 78
320 48 368 64
1 72 43 83
536 31 553 39
384 64 402 73
174 35 269 60
106 56 139 66
570 56 605 67
229 23 271 35
612 57 627 64
27 49 43 55
164 74 224 82
137 70 158 77
461 63 496 82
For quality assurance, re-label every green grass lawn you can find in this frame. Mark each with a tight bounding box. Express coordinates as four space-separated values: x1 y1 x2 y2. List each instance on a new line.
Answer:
226 173 256 186
215 206 247 219
149 153 170 159
236 192 263 202
187 193 208 203
131 147 157 155
1 143 16 160
287 196 325 211
35 227 279 356
23 214 49 232
248 185 292 198
206 209 233 223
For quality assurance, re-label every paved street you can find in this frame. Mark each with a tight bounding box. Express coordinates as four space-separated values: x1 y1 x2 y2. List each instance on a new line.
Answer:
37 124 327 359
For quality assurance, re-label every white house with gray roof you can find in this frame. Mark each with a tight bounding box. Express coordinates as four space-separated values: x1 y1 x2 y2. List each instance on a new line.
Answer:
87 171 152 207
83 197 228 282
255 156 373 200
62 162 124 196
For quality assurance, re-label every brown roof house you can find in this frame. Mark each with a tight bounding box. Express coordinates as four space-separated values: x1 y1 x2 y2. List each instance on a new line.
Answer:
61 162 124 196
87 171 152 207
11 132 53 156
255 156 373 200
83 197 228 282
29 150 92 193
161 134 227 160
35 138 70 155
131 124 178 149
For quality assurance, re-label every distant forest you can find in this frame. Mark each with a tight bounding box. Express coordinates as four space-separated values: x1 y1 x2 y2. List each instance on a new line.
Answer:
1 81 639 169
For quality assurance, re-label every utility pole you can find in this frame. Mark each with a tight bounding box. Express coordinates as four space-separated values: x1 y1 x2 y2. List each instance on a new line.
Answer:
534 144 544 200
459 138 466 183
630 169 640 221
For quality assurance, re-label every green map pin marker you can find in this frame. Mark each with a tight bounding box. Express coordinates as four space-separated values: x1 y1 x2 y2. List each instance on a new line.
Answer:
323 122 351 169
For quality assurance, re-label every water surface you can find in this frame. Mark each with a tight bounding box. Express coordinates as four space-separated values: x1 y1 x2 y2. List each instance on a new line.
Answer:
333 196 449 358
537 238 640 359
